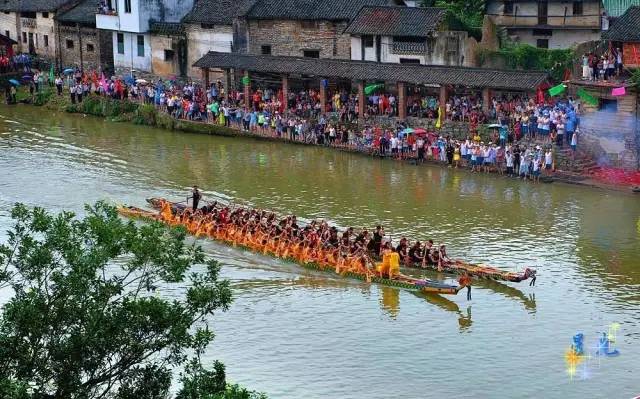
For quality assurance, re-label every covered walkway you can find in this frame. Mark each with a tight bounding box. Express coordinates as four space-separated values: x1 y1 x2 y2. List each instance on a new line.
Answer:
194 51 549 119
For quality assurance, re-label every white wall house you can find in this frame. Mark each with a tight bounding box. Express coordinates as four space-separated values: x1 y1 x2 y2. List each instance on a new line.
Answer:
181 0 254 79
0 1 71 61
486 0 604 49
345 6 472 67
96 0 193 73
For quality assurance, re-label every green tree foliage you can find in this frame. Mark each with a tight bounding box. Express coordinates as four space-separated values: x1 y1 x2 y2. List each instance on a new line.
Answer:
0 202 264 398
479 44 574 81
421 0 485 39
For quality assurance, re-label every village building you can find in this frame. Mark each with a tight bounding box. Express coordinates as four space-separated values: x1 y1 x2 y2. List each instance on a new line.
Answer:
55 0 114 72
345 6 475 67
0 0 73 60
148 21 187 78
181 0 255 79
95 0 194 74
0 32 17 58
194 51 548 122
238 0 411 59
486 0 605 49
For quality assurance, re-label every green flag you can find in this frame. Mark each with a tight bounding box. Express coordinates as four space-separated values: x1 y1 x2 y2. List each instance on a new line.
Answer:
241 76 250 86
49 64 54 81
577 87 598 106
548 83 566 97
364 83 384 95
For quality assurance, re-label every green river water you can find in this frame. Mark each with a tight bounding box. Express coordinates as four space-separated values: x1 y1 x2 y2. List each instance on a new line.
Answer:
1 106 639 398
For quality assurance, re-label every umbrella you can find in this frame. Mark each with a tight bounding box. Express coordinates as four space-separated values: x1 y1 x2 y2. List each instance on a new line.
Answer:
135 78 148 84
22 74 32 80
124 76 135 85
8 79 20 86
401 128 415 135
63 68 74 75
487 124 502 128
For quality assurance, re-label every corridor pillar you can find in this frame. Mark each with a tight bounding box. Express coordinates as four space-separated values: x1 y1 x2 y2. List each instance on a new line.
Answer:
397 81 406 120
358 80 365 120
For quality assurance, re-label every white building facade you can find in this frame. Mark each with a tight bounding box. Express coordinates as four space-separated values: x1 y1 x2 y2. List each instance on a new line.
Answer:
486 0 604 49
96 0 193 73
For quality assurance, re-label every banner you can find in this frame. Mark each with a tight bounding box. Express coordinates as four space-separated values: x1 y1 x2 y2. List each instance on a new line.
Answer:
577 88 598 106
241 76 250 86
435 106 442 129
364 83 384 95
611 87 626 96
548 84 566 97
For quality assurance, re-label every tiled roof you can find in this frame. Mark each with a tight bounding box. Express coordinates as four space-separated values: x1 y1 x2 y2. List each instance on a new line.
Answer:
149 21 185 35
0 32 17 44
56 0 96 24
0 0 73 12
345 6 446 37
245 0 395 21
194 51 548 90
603 5 640 42
182 0 255 24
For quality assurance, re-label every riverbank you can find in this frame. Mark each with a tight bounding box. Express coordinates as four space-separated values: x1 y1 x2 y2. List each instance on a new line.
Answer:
12 88 639 194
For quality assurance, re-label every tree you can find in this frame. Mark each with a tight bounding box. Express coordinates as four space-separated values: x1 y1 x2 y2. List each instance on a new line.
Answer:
0 202 264 398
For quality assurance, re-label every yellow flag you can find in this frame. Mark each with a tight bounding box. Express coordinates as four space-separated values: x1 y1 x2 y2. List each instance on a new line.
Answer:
436 106 442 129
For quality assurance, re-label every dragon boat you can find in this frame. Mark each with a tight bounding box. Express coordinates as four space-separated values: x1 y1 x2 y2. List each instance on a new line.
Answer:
117 203 464 295
145 197 536 285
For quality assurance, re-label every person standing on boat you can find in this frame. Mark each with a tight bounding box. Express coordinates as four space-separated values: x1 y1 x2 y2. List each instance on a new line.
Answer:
458 273 472 300
189 186 202 211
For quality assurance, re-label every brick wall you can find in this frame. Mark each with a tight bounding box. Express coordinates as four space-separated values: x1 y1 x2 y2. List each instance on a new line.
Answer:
58 24 113 72
247 19 351 59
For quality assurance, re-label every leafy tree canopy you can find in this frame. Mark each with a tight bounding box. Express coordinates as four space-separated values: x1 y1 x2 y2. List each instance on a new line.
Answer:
0 202 265 399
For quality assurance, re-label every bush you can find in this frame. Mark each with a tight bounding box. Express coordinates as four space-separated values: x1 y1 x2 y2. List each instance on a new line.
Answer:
156 110 176 130
479 44 574 81
133 104 157 126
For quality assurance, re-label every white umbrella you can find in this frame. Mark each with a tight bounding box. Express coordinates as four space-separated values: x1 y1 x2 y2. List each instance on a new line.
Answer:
135 79 148 84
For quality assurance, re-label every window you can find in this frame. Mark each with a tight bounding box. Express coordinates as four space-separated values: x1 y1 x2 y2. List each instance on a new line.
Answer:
136 34 144 57
164 49 174 60
261 45 271 55
572 1 583 15
20 11 36 18
117 33 124 54
22 32 27 43
66 40 74 49
300 20 317 29
42 12 49 18
201 23 214 29
536 39 549 48
44 34 48 47
87 43 94 52
399 58 421 64
446 36 459 53
362 35 374 48
303 50 320 58
532 29 552 36
124 0 131 13
4 30 9 39
504 1 514 14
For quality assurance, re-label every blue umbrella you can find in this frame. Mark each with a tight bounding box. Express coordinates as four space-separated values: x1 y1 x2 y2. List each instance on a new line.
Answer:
124 76 135 85
63 68 74 75
8 79 20 86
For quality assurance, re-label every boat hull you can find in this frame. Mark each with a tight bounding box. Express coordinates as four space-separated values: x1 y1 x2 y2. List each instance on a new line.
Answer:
118 204 462 295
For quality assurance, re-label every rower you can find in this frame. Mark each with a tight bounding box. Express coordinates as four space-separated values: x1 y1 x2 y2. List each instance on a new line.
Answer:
188 186 202 211
458 273 472 300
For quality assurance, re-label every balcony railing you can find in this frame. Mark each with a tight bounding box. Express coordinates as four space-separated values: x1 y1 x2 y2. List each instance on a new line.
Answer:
392 41 426 55
488 13 602 28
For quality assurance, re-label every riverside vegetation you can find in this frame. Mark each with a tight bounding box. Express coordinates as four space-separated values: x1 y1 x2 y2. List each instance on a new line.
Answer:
0 202 267 399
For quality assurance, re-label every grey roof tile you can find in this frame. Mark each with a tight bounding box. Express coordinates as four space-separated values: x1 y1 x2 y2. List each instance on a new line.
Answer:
603 5 640 42
194 51 549 90
182 0 255 24
245 0 395 21
345 6 446 37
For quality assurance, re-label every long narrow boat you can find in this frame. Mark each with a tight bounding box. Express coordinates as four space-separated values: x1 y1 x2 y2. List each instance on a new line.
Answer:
146 197 536 285
118 204 464 295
